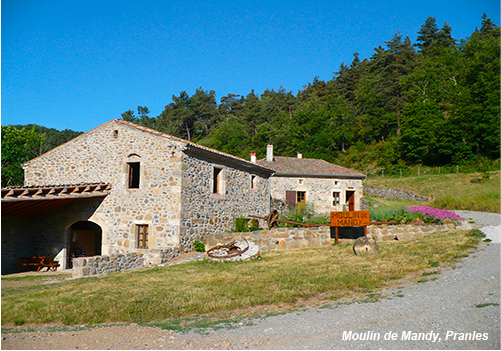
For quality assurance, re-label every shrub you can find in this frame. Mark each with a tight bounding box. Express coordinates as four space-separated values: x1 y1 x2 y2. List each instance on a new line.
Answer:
369 206 420 224
234 218 250 232
194 241 205 252
407 206 464 224
279 202 328 226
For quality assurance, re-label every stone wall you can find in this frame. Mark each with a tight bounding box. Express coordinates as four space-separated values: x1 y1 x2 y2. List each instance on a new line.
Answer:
206 226 333 252
180 152 270 251
205 223 458 252
368 223 455 241
23 121 186 254
363 185 429 202
72 247 180 278
270 176 364 214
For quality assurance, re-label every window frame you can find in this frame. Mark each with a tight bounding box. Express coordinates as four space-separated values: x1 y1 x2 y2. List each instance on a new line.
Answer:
333 191 341 206
296 191 306 205
250 175 257 190
136 224 149 249
127 161 141 189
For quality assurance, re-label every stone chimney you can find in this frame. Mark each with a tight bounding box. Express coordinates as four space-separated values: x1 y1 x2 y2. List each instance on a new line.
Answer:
266 144 273 163
250 151 257 163
297 153 302 159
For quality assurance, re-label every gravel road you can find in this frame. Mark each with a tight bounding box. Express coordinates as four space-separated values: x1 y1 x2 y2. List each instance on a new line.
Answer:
2 212 500 350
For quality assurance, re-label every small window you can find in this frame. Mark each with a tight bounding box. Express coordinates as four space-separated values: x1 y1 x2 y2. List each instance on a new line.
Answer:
334 181 339 186
251 175 257 189
297 191 306 205
213 167 222 194
298 179 304 185
333 191 340 206
137 224 148 249
128 162 140 188
113 130 119 139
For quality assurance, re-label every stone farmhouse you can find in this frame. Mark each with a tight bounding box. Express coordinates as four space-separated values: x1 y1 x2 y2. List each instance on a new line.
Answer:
1 120 273 273
254 145 366 214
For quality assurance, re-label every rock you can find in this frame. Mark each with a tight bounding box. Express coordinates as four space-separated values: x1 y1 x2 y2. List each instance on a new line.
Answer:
353 237 378 255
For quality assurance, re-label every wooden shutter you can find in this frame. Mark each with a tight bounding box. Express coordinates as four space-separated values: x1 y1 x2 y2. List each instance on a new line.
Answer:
346 191 355 211
286 190 297 209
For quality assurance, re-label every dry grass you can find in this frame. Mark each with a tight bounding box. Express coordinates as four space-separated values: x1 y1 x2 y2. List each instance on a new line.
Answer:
1 229 483 327
367 171 500 213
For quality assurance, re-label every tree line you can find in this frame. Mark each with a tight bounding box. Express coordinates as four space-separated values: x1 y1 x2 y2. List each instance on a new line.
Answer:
2 15 499 187
122 15 499 171
1 125 82 187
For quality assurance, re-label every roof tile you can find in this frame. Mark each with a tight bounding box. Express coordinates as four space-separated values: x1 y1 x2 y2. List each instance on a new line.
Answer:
256 156 365 178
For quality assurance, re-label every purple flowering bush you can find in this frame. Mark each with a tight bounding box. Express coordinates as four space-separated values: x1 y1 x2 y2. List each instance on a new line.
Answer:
407 206 464 224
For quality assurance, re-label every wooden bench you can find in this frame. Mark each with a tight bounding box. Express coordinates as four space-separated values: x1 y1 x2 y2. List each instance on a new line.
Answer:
17 256 60 272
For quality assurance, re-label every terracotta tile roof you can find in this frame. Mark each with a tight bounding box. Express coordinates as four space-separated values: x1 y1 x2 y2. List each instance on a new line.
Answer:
256 156 366 179
1 183 111 216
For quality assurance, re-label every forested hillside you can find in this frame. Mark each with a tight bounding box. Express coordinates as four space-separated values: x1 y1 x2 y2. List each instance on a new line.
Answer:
122 15 499 173
2 15 499 187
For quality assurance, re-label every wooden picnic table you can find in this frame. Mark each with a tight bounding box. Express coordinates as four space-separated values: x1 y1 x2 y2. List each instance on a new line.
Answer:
17 256 60 272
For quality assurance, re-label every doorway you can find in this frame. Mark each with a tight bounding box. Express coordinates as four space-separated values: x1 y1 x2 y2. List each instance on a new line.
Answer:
346 190 356 211
68 221 102 267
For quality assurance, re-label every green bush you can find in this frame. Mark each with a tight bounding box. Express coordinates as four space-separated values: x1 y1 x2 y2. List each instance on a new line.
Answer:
279 202 328 227
234 218 250 232
369 206 421 224
194 241 205 252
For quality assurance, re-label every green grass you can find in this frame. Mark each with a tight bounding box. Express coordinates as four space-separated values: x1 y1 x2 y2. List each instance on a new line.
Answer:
475 303 499 308
366 171 500 213
1 229 483 327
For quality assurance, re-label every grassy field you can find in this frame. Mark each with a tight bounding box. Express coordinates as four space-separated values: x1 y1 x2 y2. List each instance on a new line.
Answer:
366 170 500 213
2 229 485 328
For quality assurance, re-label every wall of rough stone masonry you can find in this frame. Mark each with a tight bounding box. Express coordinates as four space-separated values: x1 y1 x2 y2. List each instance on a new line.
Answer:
205 226 334 252
23 121 187 254
270 176 364 215
205 223 458 253
180 152 270 251
363 185 429 202
367 223 455 242
72 247 180 278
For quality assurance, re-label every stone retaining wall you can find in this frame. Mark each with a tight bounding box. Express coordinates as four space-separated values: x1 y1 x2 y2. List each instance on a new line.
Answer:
364 185 429 202
205 223 458 252
72 247 180 278
368 223 456 242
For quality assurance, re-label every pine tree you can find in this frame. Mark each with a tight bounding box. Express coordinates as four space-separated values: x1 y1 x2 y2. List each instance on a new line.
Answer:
416 17 439 53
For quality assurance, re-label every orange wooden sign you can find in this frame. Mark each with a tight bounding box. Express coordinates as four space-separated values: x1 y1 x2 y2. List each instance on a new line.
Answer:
330 211 370 227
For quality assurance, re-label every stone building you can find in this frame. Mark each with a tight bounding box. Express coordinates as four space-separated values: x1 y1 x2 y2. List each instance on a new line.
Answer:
254 145 366 214
1 120 273 273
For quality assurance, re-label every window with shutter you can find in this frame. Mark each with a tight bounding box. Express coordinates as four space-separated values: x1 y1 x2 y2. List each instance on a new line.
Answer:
297 191 306 205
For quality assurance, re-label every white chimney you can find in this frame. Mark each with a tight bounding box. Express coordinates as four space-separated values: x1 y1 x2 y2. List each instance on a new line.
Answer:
297 153 302 159
266 144 273 163
250 151 257 163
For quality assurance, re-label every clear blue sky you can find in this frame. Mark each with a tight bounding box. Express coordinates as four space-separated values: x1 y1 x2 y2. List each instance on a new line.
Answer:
2 0 499 132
